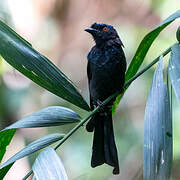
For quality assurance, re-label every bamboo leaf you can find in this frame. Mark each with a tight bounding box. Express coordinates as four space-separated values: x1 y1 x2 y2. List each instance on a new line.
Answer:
0 129 16 162
1 106 81 130
0 164 14 180
113 10 180 113
143 58 172 180
176 26 180 43
0 130 16 179
168 43 180 104
0 20 90 111
32 147 68 180
0 133 64 169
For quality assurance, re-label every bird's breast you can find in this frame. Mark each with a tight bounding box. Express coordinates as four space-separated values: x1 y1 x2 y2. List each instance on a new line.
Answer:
88 46 125 101
89 61 120 101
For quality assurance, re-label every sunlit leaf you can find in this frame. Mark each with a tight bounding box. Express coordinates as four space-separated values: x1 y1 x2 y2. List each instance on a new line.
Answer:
113 10 180 113
143 58 172 179
1 106 81 130
0 20 90 111
32 147 68 180
0 133 64 169
168 43 180 104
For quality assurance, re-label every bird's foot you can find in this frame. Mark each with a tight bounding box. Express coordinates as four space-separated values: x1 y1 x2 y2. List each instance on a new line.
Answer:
97 99 113 112
97 99 107 113
97 99 104 107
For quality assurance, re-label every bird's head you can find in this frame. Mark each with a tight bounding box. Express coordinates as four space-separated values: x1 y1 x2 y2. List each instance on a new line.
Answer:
85 23 123 47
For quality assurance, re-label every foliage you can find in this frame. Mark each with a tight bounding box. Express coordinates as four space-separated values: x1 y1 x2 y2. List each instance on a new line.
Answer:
0 20 90 111
144 58 172 180
0 11 180 179
112 10 180 113
32 147 68 180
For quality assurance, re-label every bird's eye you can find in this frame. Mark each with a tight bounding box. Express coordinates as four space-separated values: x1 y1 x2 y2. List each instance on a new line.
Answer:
103 27 108 31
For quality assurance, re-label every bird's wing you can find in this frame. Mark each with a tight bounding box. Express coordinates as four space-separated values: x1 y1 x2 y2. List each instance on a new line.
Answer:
87 61 94 109
107 37 124 47
87 61 92 81
114 37 124 47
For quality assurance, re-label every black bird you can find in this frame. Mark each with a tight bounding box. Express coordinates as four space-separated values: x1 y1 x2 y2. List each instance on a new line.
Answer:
85 23 126 174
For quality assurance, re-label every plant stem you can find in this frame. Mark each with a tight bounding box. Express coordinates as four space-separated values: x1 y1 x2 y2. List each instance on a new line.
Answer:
125 45 173 87
54 92 119 150
22 170 33 180
22 44 173 180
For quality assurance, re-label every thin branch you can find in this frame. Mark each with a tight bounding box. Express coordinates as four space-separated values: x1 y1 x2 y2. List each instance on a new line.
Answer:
22 170 33 180
54 92 118 150
125 45 173 87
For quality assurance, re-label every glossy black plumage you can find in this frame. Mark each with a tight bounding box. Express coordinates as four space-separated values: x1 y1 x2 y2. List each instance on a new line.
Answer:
85 23 126 174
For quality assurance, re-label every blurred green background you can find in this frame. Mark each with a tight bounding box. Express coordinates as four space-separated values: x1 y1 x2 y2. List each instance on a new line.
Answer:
0 0 180 179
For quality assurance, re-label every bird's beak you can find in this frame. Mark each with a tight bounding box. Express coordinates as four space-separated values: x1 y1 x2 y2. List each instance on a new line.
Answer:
84 27 98 35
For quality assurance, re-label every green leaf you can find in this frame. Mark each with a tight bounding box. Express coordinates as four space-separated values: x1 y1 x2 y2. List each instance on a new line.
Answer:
168 43 180 104
0 133 64 169
143 58 172 179
0 20 90 111
0 129 16 178
32 147 68 180
0 129 16 162
176 26 180 43
1 106 81 130
113 10 180 113
0 164 14 180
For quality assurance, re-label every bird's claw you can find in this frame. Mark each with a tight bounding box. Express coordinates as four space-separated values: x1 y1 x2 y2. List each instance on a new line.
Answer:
97 99 103 106
97 99 106 112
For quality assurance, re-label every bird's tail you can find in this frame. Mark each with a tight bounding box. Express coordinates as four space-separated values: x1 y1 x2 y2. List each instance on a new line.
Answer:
86 111 119 174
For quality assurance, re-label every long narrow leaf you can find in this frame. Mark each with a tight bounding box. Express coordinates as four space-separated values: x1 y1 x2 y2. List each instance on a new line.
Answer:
143 58 172 180
0 164 14 180
113 10 180 113
168 43 180 104
0 133 64 169
0 130 16 179
0 129 16 162
32 147 68 180
0 20 90 111
1 106 81 131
